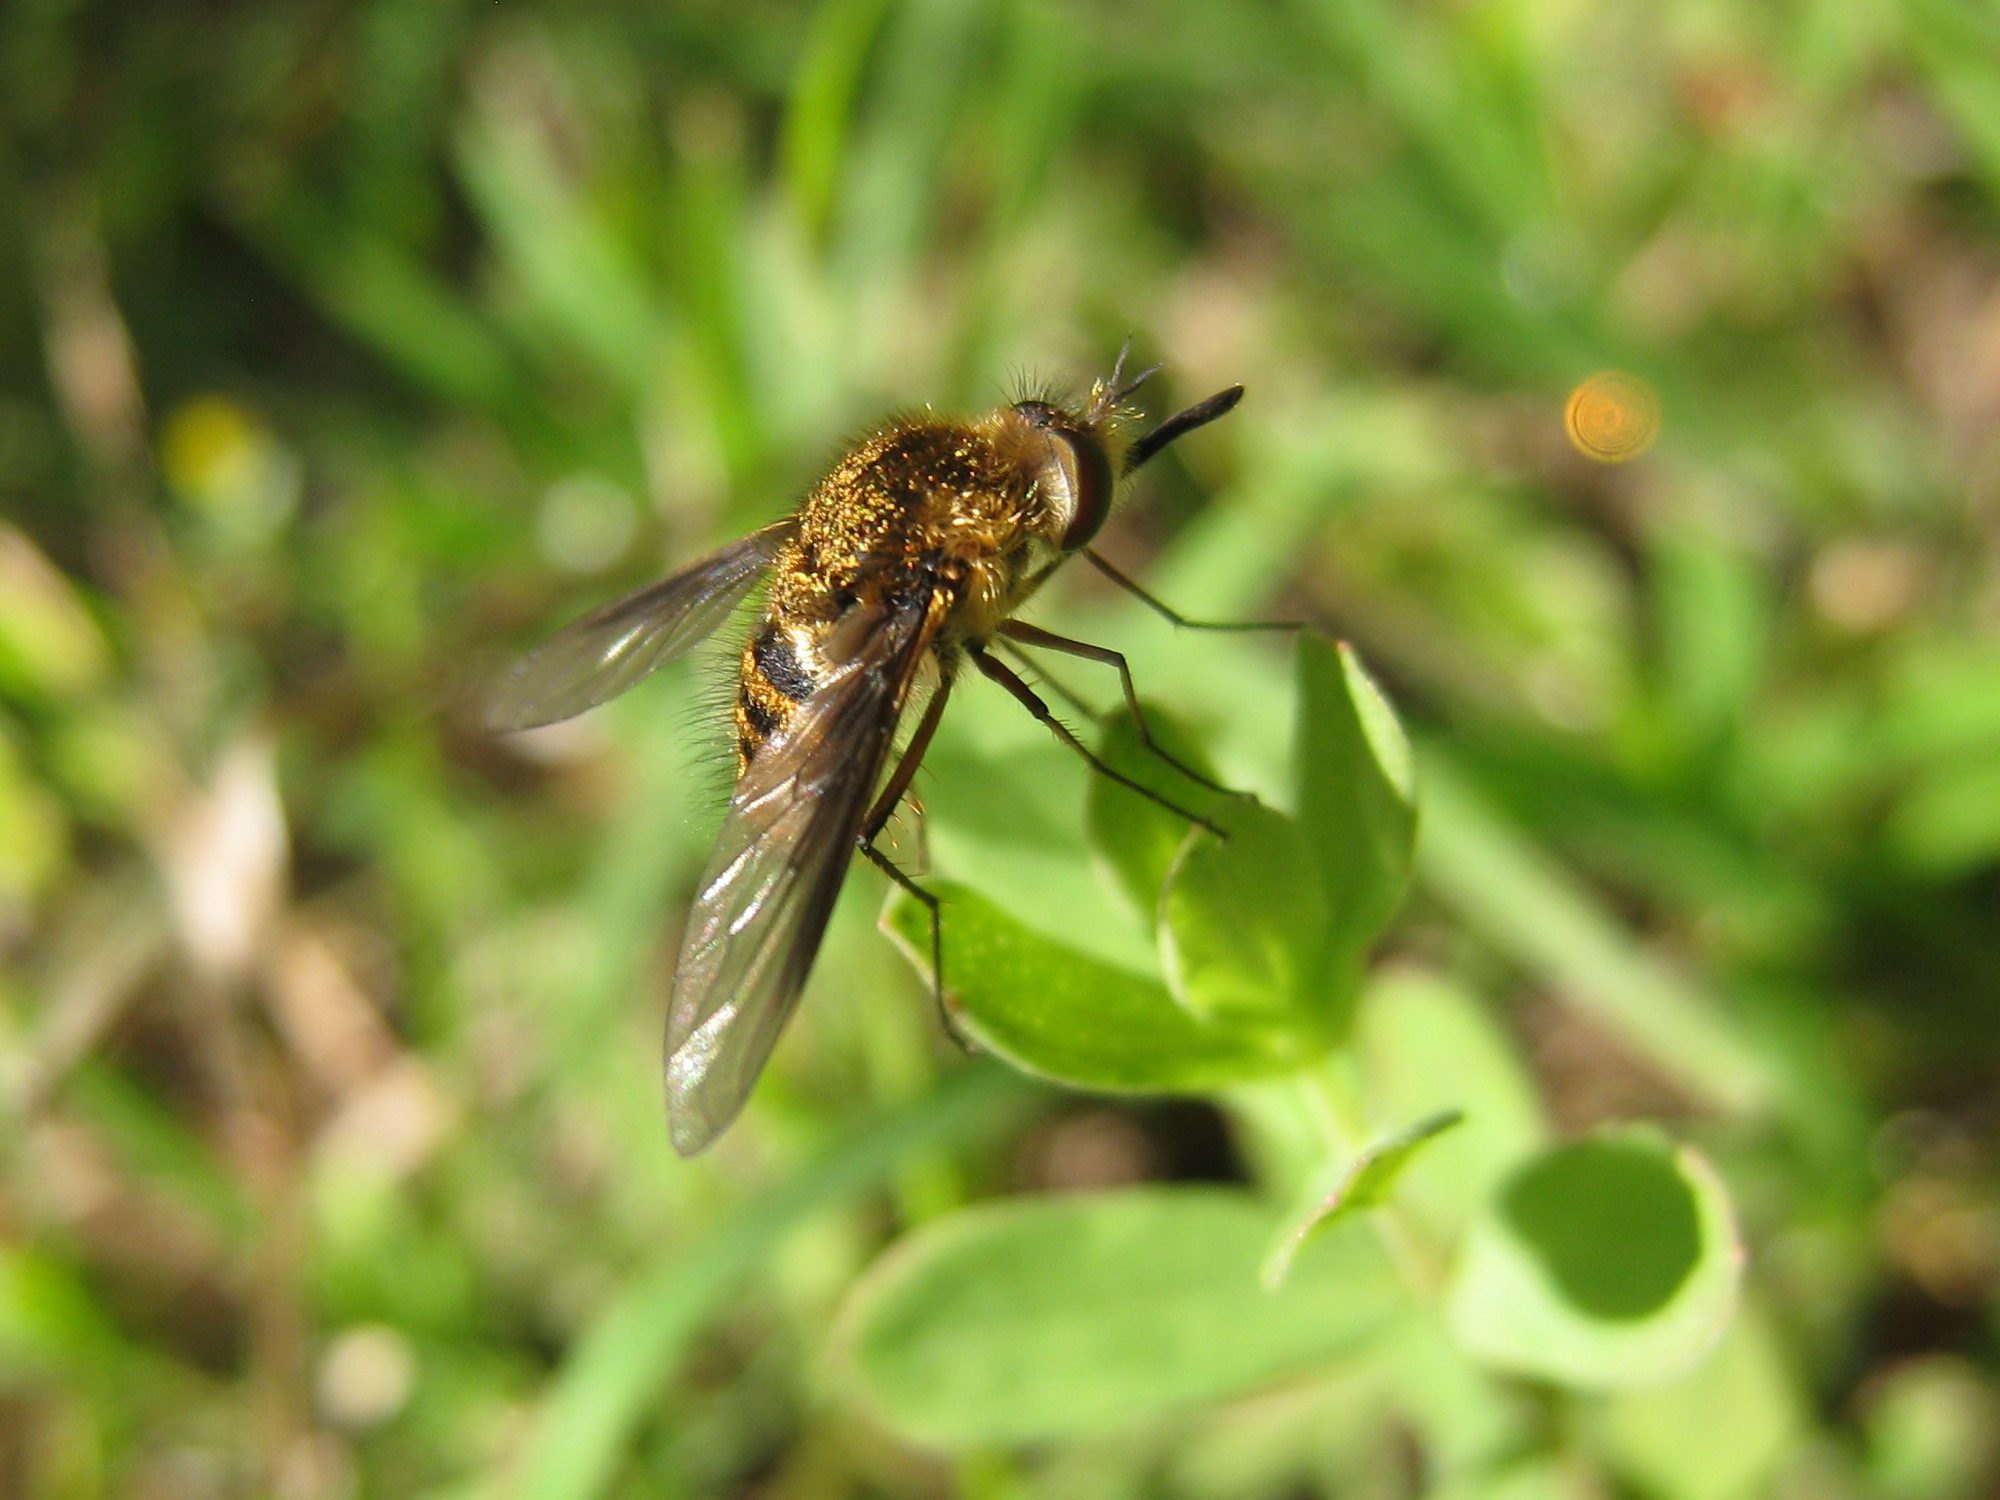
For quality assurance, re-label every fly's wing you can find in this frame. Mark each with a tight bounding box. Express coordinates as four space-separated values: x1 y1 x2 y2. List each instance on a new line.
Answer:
664 594 942 1156
485 520 798 732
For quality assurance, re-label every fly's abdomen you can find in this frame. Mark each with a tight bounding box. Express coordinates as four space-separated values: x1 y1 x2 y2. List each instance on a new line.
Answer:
735 620 821 768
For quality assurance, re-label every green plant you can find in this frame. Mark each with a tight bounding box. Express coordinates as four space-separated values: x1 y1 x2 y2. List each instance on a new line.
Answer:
838 632 1745 1462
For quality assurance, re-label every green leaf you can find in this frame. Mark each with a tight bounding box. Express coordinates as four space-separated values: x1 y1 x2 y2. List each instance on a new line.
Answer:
833 1187 1401 1447
239 197 516 409
1263 1109 1463 1288
1294 635 1417 1022
1328 1107 1466 1213
1447 1127 1743 1389
1085 702 1225 921
506 1066 1028 1500
882 883 1300 1090
781 0 896 239
924 722 1158 975
1160 799 1330 1037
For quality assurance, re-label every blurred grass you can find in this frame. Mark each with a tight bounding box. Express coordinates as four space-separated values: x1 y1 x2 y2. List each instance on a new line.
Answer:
6 0 2000 1495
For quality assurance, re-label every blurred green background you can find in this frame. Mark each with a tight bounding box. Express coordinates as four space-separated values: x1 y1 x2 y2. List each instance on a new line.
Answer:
7 0 2000 1495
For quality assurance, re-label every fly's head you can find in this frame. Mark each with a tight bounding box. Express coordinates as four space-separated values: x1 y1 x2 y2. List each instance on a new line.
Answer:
1003 397 1116 553
988 381 1120 560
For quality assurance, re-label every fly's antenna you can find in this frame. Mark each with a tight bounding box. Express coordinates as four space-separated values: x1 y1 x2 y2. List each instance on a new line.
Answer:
1118 363 1163 403
1106 337 1131 391
1123 385 1245 475
1087 337 1162 425
1112 336 1162 404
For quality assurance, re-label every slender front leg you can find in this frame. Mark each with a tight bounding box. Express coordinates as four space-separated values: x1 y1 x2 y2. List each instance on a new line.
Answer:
1082 548 1302 632
994 636 1097 720
999 620 1238 798
969 646 1225 836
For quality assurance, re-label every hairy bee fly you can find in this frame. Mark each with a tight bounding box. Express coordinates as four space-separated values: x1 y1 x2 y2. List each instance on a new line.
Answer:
490 350 1267 1154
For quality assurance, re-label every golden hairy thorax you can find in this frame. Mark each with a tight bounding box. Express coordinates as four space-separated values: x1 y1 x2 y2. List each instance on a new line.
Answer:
732 411 1066 768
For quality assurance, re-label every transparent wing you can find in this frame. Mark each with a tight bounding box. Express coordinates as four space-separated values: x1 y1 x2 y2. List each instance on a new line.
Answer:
485 520 798 732
664 597 942 1156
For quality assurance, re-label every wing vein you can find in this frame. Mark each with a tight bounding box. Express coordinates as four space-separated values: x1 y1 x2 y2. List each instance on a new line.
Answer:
486 520 798 731
662 586 950 1155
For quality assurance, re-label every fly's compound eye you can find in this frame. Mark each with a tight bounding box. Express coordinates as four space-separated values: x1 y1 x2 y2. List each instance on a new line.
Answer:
1054 428 1112 550
1013 402 1112 552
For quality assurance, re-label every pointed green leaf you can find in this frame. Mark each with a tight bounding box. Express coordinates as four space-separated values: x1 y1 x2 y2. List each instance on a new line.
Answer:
883 883 1301 1091
1263 1109 1463 1288
833 1188 1401 1447
1294 634 1417 1018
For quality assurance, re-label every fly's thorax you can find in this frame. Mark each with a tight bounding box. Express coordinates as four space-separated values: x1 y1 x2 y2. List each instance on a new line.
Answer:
780 422 1031 594
768 418 1048 639
735 404 1126 767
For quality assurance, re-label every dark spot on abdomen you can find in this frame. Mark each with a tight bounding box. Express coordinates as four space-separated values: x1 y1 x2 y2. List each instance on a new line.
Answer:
752 626 816 702
738 687 779 739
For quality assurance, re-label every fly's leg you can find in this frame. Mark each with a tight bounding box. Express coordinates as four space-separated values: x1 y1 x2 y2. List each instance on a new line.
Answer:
969 647 1226 838
870 795 932 878
1000 620 1244 799
1081 549 1303 633
863 670 952 845
859 667 966 1046
860 839 970 1051
994 636 1097 720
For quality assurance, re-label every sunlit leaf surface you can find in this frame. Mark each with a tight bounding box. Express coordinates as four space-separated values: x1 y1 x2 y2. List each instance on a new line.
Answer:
835 1187 1401 1445
882 883 1301 1091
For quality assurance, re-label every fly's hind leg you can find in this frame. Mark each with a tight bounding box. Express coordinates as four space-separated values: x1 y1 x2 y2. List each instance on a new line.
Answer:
860 665 968 1047
860 839 969 1050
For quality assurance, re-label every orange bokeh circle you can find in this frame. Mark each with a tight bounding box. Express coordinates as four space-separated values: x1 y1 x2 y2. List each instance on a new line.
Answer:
1564 372 1661 463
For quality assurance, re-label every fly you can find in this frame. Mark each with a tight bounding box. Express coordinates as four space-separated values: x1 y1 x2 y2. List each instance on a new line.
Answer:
488 350 1284 1154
